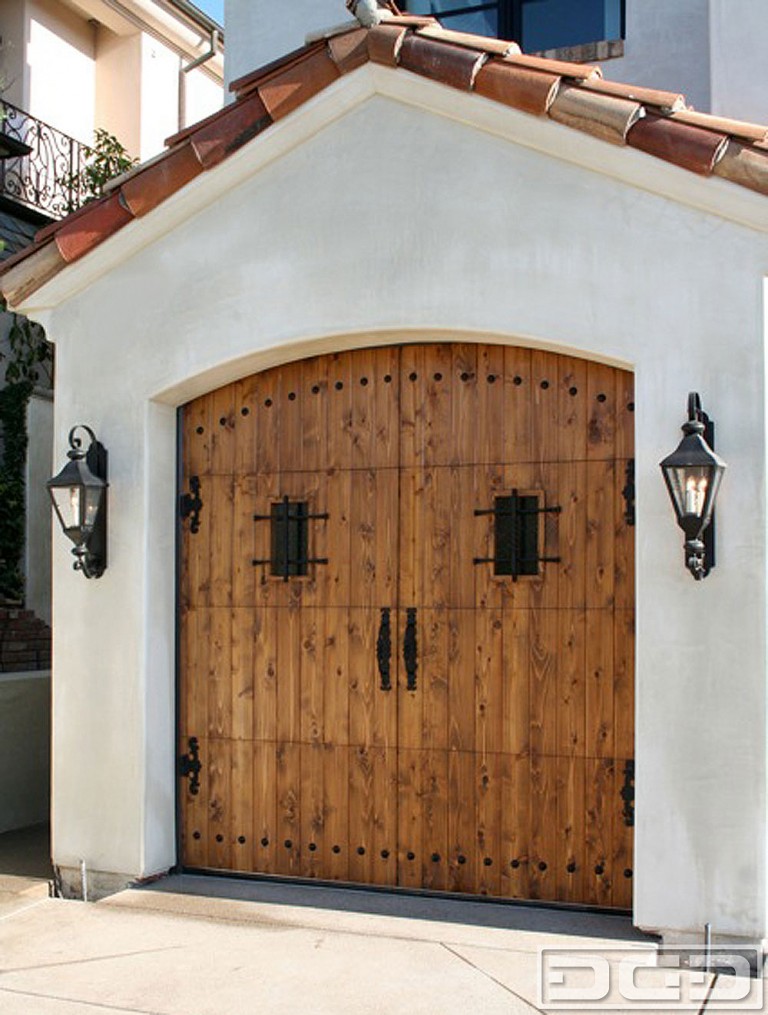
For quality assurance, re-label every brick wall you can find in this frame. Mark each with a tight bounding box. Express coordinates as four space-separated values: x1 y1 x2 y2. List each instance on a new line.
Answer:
0 607 51 672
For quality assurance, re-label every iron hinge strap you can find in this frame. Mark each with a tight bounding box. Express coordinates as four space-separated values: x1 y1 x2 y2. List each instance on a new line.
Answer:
621 759 635 827
180 476 203 534
179 737 202 796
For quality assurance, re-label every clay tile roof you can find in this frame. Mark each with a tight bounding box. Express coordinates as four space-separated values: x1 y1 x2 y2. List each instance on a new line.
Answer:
3 17 767 306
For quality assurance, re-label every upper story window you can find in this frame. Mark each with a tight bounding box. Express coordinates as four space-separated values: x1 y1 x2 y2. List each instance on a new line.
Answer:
408 0 624 53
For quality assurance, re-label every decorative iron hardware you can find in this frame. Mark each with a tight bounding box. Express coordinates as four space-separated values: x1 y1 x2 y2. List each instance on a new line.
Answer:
377 608 392 691
179 737 202 796
621 759 635 827
473 492 561 577
622 459 635 526
180 476 203 534
251 496 329 580
0 99 88 218
404 608 418 691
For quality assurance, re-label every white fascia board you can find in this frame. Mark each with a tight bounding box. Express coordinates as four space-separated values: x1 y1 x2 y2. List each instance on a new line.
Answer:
18 63 768 317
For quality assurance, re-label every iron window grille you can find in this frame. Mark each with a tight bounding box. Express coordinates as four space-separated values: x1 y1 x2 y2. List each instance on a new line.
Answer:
407 0 625 53
252 497 329 580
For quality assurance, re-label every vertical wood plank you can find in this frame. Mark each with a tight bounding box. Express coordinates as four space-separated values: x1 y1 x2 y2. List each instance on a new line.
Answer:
420 751 449 892
253 741 277 874
397 748 422 890
447 610 475 754
503 345 533 464
586 609 615 760
207 737 232 870
210 383 237 476
586 361 617 461
447 751 475 893
585 757 614 906
275 742 301 875
251 608 277 743
230 738 254 872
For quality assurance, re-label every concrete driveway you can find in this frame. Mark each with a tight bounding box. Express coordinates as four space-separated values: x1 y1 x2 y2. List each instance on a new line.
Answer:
0 839 763 1015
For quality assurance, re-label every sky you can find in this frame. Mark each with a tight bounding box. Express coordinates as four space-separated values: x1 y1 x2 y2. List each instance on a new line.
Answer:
191 0 224 26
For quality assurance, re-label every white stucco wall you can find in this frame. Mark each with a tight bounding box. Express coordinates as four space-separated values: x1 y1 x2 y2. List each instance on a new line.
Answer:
224 0 341 87
709 0 768 124
19 67 768 942
600 0 711 113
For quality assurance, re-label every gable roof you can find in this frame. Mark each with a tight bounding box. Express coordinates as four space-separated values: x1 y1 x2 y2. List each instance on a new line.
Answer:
2 16 768 307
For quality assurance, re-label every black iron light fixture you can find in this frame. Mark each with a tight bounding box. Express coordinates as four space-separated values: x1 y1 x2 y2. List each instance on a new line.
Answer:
47 426 108 579
659 393 726 580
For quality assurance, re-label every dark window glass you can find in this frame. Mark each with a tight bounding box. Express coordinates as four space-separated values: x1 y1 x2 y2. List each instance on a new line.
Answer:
493 494 539 577
407 0 623 50
521 0 623 51
270 501 309 578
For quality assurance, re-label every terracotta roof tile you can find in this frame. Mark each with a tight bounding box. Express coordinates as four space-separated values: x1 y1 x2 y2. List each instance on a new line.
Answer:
55 191 134 263
579 78 686 113
668 109 768 144
0 240 65 306
713 141 768 196
327 26 369 74
504 52 601 80
416 24 520 57
256 46 340 121
627 114 728 175
230 42 327 99
474 59 559 116
189 92 271 168
367 23 408 66
2 21 767 305
549 85 642 145
121 142 203 217
399 33 487 90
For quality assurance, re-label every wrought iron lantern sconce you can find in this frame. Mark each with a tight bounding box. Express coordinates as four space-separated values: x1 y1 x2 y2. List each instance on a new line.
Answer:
47 426 108 579
659 393 726 580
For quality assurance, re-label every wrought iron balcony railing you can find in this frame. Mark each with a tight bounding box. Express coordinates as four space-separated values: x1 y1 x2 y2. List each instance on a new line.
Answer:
0 100 87 219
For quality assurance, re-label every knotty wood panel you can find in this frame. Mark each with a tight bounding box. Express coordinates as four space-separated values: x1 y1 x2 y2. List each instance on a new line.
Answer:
179 343 635 907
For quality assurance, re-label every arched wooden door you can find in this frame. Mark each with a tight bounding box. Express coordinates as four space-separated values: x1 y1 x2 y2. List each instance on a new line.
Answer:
179 343 634 907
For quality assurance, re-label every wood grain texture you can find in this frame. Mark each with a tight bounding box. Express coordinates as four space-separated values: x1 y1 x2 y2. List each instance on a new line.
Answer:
179 344 634 906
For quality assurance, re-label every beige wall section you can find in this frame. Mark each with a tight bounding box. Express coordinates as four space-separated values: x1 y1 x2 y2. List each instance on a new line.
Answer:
26 0 96 142
0 1 27 109
94 27 142 159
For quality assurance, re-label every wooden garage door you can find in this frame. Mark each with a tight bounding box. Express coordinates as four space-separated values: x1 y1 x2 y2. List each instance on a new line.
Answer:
179 343 635 907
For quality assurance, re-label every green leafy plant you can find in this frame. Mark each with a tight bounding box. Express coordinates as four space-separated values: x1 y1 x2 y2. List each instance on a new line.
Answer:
65 127 138 207
0 300 52 386
0 380 32 600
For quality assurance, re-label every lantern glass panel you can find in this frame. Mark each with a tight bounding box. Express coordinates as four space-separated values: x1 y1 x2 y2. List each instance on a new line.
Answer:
50 484 83 539
664 465 711 520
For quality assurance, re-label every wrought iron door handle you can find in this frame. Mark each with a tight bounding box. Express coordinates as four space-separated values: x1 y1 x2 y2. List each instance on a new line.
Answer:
404 608 417 691
377 608 392 691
